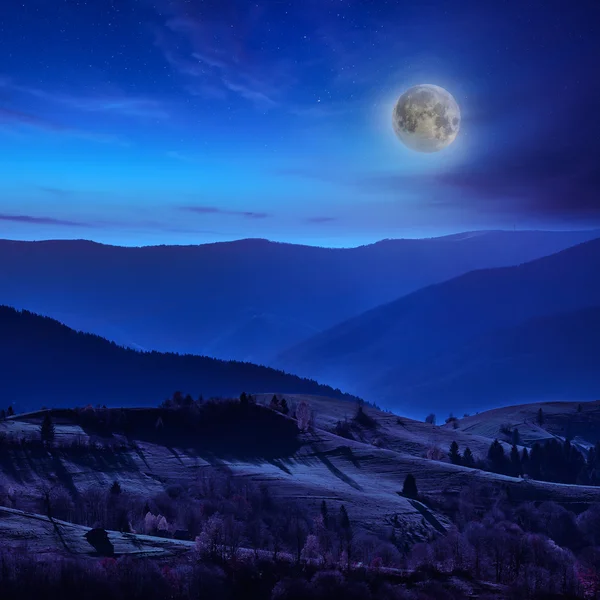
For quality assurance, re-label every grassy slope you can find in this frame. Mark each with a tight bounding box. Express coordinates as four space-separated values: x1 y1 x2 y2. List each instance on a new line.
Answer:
446 399 600 447
2 395 600 562
0 504 195 557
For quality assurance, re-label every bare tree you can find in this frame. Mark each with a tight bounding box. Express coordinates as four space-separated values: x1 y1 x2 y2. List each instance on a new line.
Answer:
296 400 312 432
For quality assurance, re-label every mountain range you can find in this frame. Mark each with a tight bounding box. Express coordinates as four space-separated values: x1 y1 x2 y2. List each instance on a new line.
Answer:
1 229 598 364
275 238 600 417
0 306 358 413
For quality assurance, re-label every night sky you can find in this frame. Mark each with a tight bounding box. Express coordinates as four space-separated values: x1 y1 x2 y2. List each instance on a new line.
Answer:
0 0 598 247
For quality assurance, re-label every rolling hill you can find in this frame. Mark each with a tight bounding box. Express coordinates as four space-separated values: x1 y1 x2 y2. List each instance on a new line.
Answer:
446 399 600 449
275 238 600 417
2 395 600 563
0 306 358 413
1 230 598 364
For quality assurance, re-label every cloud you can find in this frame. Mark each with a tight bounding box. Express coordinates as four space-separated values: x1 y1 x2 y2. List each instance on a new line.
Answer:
181 205 271 220
0 107 67 132
0 77 168 119
0 213 95 227
306 216 337 223
166 150 206 164
38 187 73 197
0 105 128 145
150 2 295 110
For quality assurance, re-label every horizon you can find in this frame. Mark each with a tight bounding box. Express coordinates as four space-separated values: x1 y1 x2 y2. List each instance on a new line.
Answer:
2 226 600 250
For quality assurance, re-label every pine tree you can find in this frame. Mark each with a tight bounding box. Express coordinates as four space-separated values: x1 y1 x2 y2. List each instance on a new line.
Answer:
338 505 353 570
536 408 544 426
510 445 522 476
40 412 55 445
320 500 329 529
528 443 543 479
449 441 462 465
240 392 248 405
0 409 5 421
462 447 475 468
110 481 122 495
511 428 521 446
402 474 418 498
280 398 289 415
488 440 506 473
7 406 14 417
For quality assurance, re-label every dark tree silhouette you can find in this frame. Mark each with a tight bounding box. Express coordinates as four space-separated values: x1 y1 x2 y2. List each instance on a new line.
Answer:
425 413 436 425
449 440 461 465
511 428 520 446
462 447 475 467
110 481 122 495
320 500 329 529
510 445 522 477
488 440 506 473
40 412 55 445
537 408 545 426
338 505 353 570
280 398 289 415
7 406 14 417
402 474 418 499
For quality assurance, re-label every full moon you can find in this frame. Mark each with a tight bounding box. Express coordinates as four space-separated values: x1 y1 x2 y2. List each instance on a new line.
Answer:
392 84 460 153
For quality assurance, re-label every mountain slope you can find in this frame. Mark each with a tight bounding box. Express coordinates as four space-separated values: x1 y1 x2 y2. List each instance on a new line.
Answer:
0 230 598 363
3 399 600 555
381 306 600 416
445 399 600 448
0 306 358 413
275 239 600 416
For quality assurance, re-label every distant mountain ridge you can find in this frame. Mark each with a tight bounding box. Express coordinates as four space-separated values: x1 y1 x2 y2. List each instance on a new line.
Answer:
0 305 359 413
275 238 600 417
1 229 598 364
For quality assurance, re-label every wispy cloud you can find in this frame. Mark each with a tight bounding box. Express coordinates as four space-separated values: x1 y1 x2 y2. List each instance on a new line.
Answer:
306 216 337 223
0 213 95 227
181 205 270 220
0 107 67 132
0 77 168 119
0 105 128 145
38 186 73 197
166 150 206 164
151 3 295 110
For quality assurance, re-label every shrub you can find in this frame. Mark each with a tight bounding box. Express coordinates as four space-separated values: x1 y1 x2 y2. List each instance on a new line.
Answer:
402 474 418 499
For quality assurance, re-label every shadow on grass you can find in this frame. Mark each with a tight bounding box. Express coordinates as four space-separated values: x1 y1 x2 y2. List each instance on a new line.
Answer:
306 444 363 491
77 403 305 464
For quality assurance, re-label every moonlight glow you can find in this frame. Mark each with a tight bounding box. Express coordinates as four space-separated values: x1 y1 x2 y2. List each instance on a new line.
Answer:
392 84 461 153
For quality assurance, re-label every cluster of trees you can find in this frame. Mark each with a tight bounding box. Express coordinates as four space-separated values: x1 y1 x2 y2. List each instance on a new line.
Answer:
0 406 14 420
333 403 379 441
485 438 591 484
11 469 363 565
417 483 600 598
2 479 600 599
0 546 503 600
445 437 600 486
268 394 289 415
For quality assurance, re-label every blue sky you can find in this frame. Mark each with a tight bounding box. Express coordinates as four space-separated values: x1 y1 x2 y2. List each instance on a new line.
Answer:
0 0 598 246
